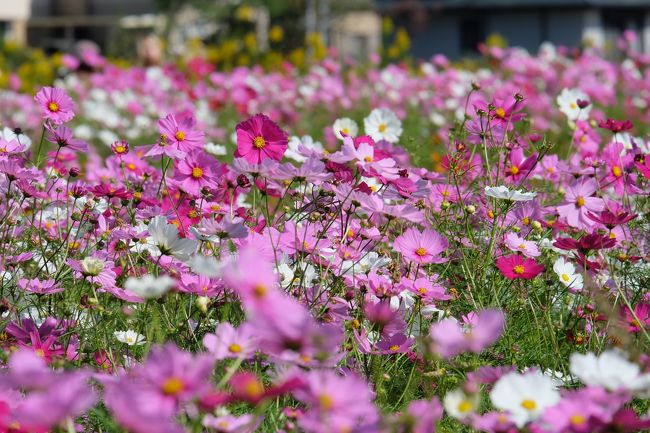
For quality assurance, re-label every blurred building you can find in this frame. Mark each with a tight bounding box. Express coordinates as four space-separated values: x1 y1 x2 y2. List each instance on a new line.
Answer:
28 0 156 52
377 0 650 58
0 1 32 45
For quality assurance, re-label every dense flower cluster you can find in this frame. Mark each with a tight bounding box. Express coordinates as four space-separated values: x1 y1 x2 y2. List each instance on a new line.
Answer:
0 39 649 433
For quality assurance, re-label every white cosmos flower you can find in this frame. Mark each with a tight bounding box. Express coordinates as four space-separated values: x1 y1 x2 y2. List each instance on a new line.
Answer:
332 117 359 140
2 127 32 149
490 371 561 427
286 135 324 162
553 257 583 291
570 350 650 393
146 216 198 261
124 274 175 299
557 88 591 121
364 108 402 143
188 254 222 277
443 388 479 420
205 142 227 156
484 185 536 201
276 262 295 286
114 330 146 346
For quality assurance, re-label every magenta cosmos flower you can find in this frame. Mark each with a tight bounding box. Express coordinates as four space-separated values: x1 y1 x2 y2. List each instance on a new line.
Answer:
34 87 75 124
235 113 288 164
393 227 448 264
495 254 544 279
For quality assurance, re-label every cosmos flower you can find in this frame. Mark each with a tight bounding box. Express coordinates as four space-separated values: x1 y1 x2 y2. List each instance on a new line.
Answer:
429 309 505 358
557 88 591 121
484 185 536 201
114 330 146 346
235 113 288 164
495 254 544 280
393 227 448 264
490 370 561 427
34 86 75 124
332 117 359 140
364 108 402 143
552 257 584 291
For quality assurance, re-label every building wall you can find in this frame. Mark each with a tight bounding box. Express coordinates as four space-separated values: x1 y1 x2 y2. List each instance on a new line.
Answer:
488 12 542 52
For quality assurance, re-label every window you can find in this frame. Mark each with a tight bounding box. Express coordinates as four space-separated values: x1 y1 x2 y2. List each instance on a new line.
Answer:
460 17 486 55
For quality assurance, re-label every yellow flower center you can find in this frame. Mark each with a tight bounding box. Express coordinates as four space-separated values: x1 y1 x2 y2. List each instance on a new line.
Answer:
35 348 45 357
162 377 184 395
253 136 266 149
522 217 530 225
520 399 537 410
389 344 400 351
319 394 334 411
191 167 204 179
457 400 473 413
415 247 427 257
494 107 506 118
48 101 60 112
378 123 387 132
228 343 242 353
341 127 349 135
364 156 373 162
418 287 427 294
127 163 136 171
569 414 586 425
115 145 126 154
253 284 267 298
570 102 577 110
611 166 622 177
518 244 526 250
302 241 310 250
575 196 585 207
561 273 570 282
509 165 520 175
174 131 186 141
513 265 525 275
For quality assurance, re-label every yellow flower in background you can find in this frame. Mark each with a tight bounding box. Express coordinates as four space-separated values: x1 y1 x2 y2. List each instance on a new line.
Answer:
243 33 257 52
235 5 255 22
486 33 508 48
382 17 394 35
395 28 411 52
269 25 284 43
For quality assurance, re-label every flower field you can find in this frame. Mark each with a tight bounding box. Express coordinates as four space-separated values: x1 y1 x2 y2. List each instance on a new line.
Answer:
0 39 649 433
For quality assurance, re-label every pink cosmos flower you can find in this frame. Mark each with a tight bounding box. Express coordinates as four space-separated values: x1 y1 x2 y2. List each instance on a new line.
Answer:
172 150 217 196
17 278 64 295
429 309 505 358
556 177 605 230
393 227 448 264
504 232 541 257
495 254 544 279
34 87 75 124
621 302 650 333
505 148 538 182
45 124 88 151
203 322 258 360
158 113 205 153
292 370 379 433
235 113 288 164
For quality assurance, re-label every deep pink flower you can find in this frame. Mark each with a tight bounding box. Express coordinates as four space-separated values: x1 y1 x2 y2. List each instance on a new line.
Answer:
621 302 650 333
34 87 75 124
598 118 633 133
393 227 448 264
235 113 288 164
495 254 544 279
